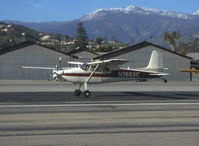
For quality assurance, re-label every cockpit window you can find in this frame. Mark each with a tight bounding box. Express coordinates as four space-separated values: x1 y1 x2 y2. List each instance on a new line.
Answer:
79 65 110 72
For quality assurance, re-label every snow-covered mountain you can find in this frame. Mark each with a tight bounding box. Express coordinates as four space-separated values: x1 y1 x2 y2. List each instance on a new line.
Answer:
4 5 199 44
193 10 199 15
81 5 192 21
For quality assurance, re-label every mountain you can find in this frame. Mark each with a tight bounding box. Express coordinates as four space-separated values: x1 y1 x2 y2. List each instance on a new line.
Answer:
193 10 199 15
3 20 68 34
0 22 71 49
0 22 41 48
3 6 199 45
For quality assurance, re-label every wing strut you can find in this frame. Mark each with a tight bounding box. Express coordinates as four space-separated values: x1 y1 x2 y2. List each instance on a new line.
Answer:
83 64 99 92
86 64 100 83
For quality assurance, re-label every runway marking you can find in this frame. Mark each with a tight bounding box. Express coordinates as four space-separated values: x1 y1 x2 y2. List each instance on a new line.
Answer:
0 102 199 108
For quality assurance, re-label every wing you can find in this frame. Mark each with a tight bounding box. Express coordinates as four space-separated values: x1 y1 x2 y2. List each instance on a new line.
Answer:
18 66 54 70
178 69 199 74
68 59 129 70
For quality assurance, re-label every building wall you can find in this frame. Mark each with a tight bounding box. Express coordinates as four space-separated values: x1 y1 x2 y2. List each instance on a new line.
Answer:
0 44 71 80
109 45 191 81
192 73 199 81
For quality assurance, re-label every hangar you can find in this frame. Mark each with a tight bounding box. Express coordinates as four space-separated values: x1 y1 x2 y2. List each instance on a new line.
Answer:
66 47 98 62
95 41 192 81
0 41 193 81
0 41 76 80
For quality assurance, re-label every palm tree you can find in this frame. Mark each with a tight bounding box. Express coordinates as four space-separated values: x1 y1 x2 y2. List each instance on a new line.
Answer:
163 31 180 51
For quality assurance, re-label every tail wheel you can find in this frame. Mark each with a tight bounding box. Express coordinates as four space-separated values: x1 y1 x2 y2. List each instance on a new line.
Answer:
74 89 81 96
163 79 167 83
84 90 91 97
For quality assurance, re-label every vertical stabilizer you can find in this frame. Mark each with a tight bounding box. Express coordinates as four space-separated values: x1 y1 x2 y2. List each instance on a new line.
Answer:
145 50 163 70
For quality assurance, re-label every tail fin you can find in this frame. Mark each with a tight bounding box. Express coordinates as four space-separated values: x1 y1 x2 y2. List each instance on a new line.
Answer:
145 50 166 71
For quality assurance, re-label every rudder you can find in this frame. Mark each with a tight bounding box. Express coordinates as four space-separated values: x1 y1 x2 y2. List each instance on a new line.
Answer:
145 50 164 71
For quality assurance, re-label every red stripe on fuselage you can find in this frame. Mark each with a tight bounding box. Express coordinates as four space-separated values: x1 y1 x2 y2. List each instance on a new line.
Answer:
63 73 111 77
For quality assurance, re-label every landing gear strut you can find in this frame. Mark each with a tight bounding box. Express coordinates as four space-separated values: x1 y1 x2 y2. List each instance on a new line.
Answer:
83 83 91 97
74 83 91 97
74 84 82 96
74 64 99 98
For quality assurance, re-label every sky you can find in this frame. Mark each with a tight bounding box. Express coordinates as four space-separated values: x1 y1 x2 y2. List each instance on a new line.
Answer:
0 0 199 22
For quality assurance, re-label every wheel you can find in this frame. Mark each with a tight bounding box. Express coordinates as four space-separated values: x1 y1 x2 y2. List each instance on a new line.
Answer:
163 79 167 83
83 90 91 97
74 89 81 96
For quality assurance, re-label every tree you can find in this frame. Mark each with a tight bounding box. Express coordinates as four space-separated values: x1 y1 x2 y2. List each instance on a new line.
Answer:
163 31 181 51
74 22 88 48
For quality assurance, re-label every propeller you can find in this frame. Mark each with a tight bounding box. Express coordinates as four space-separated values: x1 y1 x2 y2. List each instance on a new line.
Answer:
48 57 64 81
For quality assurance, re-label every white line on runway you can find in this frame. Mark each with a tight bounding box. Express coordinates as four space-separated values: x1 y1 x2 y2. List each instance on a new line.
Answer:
0 102 199 108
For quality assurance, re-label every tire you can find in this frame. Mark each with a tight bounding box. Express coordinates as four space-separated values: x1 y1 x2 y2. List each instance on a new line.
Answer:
74 89 81 96
84 90 91 97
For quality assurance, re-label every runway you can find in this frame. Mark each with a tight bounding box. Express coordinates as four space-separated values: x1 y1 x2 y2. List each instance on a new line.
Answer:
0 81 199 146
0 80 199 92
0 91 199 104
0 101 199 146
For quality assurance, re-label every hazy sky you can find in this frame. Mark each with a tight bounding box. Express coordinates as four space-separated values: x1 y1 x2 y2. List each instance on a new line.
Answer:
0 0 198 22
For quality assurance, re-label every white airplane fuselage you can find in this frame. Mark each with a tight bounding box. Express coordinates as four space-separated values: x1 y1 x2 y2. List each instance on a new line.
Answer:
61 67 163 84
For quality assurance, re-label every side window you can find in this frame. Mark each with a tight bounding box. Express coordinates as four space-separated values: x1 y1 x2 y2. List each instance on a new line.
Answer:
80 65 89 71
96 66 110 72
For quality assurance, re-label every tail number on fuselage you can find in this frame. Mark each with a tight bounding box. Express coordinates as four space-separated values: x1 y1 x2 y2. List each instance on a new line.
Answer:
118 71 140 78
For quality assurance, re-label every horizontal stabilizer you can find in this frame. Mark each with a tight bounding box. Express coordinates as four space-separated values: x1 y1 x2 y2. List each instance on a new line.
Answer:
150 72 169 76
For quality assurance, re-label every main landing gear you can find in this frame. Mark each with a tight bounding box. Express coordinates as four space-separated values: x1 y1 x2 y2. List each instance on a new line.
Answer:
74 83 91 97
83 90 91 97
74 89 81 96
74 64 99 98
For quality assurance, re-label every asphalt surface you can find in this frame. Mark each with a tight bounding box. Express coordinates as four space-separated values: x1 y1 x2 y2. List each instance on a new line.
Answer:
0 91 199 103
0 81 199 146
0 80 199 92
0 101 199 146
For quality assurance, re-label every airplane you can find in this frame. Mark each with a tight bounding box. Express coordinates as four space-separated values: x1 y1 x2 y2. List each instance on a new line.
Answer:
178 69 199 74
19 50 169 97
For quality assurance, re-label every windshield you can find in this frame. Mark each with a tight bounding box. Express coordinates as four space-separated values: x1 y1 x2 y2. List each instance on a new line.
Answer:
79 65 110 72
